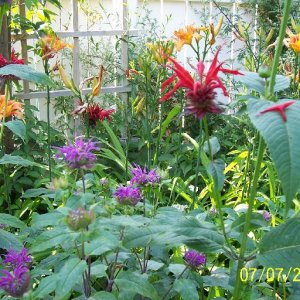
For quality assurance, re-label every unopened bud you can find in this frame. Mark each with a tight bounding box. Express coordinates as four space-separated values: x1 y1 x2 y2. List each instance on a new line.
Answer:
65 208 95 231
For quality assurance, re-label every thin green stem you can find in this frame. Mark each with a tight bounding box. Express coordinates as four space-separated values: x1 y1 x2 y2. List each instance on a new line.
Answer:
267 0 292 98
232 137 265 299
192 120 203 209
44 60 52 181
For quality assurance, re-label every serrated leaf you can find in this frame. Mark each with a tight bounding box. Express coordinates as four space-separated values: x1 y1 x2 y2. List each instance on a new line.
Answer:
0 213 26 229
248 99 300 210
0 154 44 168
173 279 198 300
0 64 54 86
115 271 159 300
56 257 87 297
0 229 22 251
4 120 26 141
207 159 225 191
237 71 290 93
258 217 300 269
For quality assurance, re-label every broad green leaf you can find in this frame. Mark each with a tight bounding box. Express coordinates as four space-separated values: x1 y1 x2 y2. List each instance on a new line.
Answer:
0 213 26 229
175 217 224 252
22 188 50 198
85 231 120 255
90 263 108 278
0 64 54 86
56 257 87 297
258 217 300 269
0 229 23 251
34 274 58 299
90 292 117 300
248 99 300 210
173 279 198 300
237 71 290 93
4 120 26 141
31 212 64 228
30 228 80 253
203 136 220 156
0 154 44 168
207 159 225 191
115 271 159 300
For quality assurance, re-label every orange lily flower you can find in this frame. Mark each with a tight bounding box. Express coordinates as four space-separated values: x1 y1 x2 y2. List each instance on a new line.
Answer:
174 25 198 51
0 95 23 121
39 34 73 60
285 28 300 53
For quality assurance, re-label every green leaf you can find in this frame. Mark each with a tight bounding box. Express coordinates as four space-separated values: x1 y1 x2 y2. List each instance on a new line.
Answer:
0 64 54 86
175 217 224 252
90 263 108 278
31 212 64 228
173 279 198 300
203 137 220 156
115 271 159 300
90 292 117 300
0 213 26 229
0 154 45 168
85 231 120 255
237 71 290 93
34 274 58 299
258 217 300 269
30 228 80 253
4 120 26 141
56 257 87 297
22 188 50 198
248 99 300 210
207 159 225 191
0 229 23 251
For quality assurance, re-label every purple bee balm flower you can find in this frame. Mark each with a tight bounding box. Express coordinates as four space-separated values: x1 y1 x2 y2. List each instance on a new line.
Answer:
184 249 206 268
54 136 100 169
130 164 160 186
0 266 30 298
0 224 5 229
114 185 142 206
3 248 32 270
263 211 271 222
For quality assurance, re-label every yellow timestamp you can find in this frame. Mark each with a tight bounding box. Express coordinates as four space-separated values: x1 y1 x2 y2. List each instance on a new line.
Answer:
240 267 300 283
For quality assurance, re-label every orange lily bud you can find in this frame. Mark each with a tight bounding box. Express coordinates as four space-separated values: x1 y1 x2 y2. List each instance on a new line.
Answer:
92 65 104 97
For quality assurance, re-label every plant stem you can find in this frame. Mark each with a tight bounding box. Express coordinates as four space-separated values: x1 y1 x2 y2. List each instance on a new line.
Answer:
44 60 52 181
162 266 189 300
267 0 292 98
192 120 203 209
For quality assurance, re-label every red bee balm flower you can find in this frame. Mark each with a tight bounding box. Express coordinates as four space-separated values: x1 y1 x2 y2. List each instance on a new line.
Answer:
160 47 243 119
0 49 24 81
259 101 296 122
87 103 114 125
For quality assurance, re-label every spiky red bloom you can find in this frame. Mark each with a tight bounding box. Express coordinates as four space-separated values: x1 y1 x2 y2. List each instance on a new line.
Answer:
87 103 114 125
160 47 243 119
0 49 25 81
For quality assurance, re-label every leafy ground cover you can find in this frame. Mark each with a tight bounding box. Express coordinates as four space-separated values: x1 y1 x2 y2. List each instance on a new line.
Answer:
1 0 300 299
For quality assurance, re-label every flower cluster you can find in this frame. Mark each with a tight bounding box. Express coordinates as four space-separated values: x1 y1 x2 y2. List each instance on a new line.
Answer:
39 34 72 60
114 185 142 206
263 211 271 222
130 164 160 186
0 95 23 121
54 136 100 169
0 49 24 81
173 18 223 51
285 28 300 53
87 104 115 125
0 248 31 298
184 249 206 268
3 248 32 270
160 47 242 119
65 208 95 231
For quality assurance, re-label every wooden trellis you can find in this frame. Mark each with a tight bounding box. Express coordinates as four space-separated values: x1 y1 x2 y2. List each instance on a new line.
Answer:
14 0 137 102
